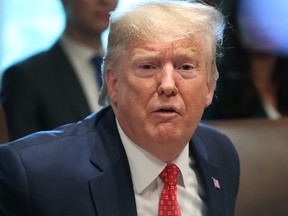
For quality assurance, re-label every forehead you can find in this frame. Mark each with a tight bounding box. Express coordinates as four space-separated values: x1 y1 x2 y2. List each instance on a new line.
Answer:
127 37 205 59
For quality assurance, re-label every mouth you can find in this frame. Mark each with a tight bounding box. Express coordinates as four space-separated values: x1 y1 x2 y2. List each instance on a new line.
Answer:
158 108 175 113
155 106 180 115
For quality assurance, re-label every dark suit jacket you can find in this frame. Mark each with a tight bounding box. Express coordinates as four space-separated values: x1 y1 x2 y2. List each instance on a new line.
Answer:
0 41 92 141
0 107 240 216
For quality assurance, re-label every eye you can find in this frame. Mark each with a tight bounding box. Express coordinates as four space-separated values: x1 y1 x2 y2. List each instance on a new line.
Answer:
176 63 196 72
178 64 194 71
176 63 198 78
139 64 156 70
135 63 158 78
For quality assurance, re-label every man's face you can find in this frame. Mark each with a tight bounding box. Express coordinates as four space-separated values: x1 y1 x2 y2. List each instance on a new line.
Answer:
106 38 215 161
62 0 118 34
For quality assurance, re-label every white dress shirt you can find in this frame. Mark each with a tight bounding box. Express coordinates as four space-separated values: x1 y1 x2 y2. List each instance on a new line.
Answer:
60 34 103 113
116 119 207 216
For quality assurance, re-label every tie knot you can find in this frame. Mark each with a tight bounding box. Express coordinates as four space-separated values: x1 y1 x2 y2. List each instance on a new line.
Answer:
160 163 180 186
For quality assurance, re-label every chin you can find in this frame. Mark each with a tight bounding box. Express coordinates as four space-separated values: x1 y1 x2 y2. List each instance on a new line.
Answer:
154 128 183 142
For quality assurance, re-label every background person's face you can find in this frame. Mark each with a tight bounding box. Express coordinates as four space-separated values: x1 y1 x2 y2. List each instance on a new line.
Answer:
106 37 215 160
63 0 118 35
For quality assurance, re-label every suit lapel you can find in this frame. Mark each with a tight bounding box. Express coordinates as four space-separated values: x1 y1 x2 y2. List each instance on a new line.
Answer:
88 109 137 216
48 42 91 117
88 162 137 216
190 134 226 216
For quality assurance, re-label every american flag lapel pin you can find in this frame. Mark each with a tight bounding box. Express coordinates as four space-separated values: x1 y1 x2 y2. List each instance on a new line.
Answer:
212 177 221 190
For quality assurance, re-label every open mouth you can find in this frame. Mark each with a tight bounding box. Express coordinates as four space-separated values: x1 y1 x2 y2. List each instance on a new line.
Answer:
158 108 175 113
155 106 180 115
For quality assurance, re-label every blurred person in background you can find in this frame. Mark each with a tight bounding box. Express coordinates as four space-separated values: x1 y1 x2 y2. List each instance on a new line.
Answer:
203 0 288 120
0 0 118 141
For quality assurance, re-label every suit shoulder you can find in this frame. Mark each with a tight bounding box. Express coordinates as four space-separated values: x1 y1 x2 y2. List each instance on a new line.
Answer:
196 122 228 140
2 42 62 77
194 122 239 158
6 107 112 151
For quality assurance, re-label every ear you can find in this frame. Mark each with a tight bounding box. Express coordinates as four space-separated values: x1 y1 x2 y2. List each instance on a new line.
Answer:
205 65 217 107
105 69 118 106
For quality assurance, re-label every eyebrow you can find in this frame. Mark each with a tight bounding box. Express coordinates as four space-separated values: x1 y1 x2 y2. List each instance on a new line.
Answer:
130 52 160 64
130 47 200 63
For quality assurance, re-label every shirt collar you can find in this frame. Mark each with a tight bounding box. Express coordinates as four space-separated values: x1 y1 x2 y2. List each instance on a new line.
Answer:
116 119 191 193
60 34 104 64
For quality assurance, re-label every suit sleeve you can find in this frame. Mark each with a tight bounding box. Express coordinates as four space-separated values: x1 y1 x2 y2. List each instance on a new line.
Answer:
0 144 33 215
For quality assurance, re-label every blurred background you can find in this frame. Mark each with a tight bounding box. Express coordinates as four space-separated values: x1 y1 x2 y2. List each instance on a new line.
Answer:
0 0 143 74
2 0 288 73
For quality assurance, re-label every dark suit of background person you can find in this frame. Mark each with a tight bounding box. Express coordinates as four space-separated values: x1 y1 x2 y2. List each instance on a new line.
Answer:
0 107 239 216
0 0 118 141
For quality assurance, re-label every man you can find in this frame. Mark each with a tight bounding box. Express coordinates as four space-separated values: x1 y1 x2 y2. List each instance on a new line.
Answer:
0 1 240 215
0 0 118 141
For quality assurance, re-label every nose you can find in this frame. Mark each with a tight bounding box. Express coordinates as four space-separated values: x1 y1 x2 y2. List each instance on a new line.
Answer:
157 65 178 96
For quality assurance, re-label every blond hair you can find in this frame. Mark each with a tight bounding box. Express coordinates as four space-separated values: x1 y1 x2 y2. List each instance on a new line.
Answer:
98 0 225 106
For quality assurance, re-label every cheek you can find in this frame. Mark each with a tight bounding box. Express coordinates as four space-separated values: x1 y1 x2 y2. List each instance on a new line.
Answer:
183 80 210 109
118 78 145 101
117 76 156 117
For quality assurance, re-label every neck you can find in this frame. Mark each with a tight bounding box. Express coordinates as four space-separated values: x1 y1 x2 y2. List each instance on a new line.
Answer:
141 140 188 163
64 24 102 51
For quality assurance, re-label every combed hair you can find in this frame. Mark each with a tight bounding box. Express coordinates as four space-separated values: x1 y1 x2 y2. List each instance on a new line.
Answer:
98 0 225 106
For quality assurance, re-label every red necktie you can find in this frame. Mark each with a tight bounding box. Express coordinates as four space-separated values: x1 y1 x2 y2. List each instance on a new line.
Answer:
159 163 181 216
